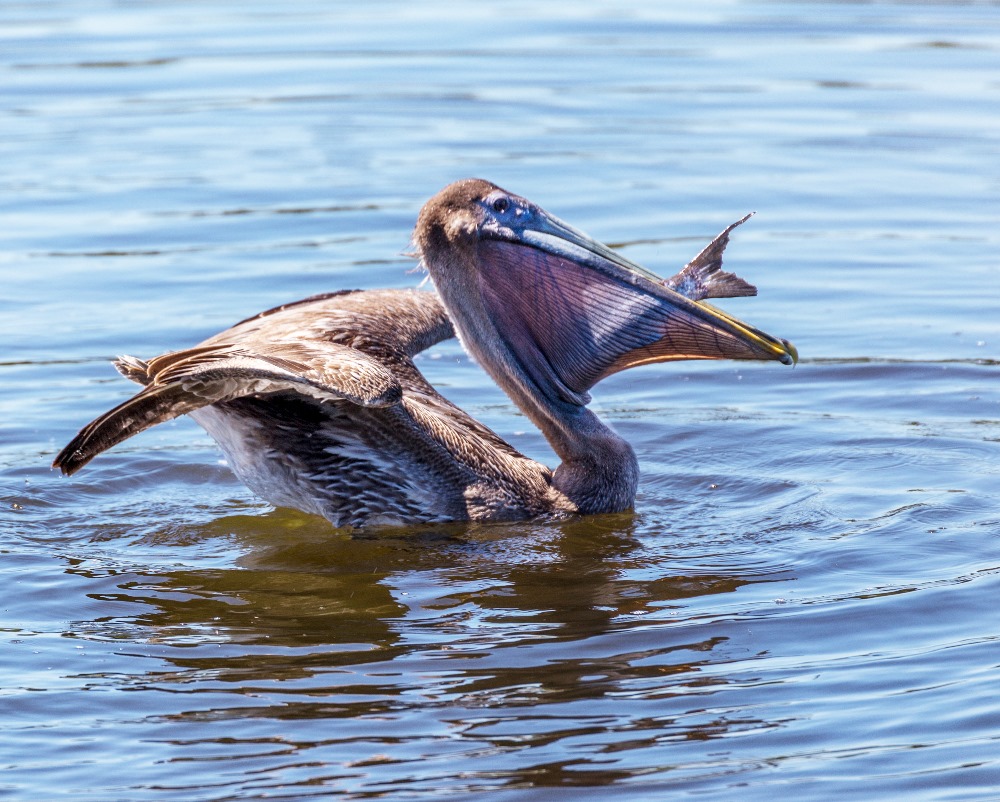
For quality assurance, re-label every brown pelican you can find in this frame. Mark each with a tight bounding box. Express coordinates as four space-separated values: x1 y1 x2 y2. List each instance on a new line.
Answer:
53 179 796 528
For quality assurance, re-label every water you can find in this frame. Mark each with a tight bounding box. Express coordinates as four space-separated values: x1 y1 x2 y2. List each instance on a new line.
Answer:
2 1 999 799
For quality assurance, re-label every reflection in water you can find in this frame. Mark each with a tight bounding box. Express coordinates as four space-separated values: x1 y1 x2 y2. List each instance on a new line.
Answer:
59 512 780 791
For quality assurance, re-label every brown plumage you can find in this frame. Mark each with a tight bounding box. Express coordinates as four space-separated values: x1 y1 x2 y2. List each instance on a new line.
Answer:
54 179 796 528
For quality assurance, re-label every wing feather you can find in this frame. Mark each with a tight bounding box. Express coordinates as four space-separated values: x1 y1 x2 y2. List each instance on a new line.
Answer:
53 342 402 476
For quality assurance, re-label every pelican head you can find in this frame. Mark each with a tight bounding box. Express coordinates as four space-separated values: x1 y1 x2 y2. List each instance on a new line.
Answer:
414 178 795 412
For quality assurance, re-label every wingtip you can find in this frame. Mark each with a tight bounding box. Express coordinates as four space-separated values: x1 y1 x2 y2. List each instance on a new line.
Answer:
51 444 85 476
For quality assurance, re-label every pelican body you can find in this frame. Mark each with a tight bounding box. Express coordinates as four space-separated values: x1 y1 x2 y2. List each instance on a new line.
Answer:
54 179 796 528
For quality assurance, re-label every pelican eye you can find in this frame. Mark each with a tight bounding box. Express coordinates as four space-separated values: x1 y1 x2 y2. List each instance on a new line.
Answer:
492 196 510 213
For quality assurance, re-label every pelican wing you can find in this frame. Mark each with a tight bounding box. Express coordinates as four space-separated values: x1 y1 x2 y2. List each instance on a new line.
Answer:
53 288 457 479
52 341 402 477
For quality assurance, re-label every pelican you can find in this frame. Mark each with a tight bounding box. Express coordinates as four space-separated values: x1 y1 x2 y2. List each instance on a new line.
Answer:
53 179 796 528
